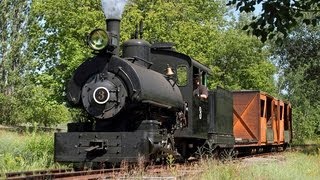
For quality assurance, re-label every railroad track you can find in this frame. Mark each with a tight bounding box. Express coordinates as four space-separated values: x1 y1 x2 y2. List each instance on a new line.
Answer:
290 144 320 151
235 144 320 163
5 165 203 179
5 168 123 180
0 125 65 133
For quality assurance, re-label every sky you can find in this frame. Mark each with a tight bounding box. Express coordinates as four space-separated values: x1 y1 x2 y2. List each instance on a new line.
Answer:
229 3 263 21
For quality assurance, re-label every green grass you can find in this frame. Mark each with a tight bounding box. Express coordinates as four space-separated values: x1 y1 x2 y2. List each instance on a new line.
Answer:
0 130 65 176
199 151 320 180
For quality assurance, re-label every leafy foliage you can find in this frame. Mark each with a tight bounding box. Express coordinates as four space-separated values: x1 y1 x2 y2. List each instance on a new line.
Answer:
209 29 276 93
0 0 30 95
274 25 320 141
227 0 320 42
121 0 226 60
0 131 63 174
0 0 71 126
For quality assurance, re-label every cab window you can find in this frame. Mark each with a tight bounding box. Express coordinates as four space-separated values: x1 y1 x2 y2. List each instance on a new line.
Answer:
177 66 188 86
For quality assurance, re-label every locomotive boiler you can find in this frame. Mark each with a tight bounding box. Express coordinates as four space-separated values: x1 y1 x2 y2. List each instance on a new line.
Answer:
66 25 184 131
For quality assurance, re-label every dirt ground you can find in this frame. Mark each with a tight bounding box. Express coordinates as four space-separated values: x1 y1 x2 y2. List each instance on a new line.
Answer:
240 153 287 165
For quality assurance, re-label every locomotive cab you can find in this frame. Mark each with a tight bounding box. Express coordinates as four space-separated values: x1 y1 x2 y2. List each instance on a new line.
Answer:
150 47 235 158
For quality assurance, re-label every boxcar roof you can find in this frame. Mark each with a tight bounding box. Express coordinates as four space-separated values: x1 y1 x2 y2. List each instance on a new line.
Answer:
233 90 273 97
232 90 291 104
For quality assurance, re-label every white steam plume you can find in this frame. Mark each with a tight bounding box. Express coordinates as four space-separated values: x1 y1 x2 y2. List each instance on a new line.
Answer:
101 0 128 19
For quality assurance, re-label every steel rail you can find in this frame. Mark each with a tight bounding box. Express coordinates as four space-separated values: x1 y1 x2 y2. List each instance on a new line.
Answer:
6 168 123 180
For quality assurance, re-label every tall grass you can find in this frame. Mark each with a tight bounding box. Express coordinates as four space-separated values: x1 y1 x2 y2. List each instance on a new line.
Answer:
0 130 63 175
200 151 320 180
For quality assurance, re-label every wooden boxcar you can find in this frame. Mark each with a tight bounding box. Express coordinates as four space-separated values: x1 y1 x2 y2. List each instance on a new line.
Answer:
232 91 292 149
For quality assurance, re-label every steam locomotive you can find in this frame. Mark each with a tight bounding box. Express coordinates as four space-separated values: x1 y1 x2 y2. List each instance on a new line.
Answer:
54 17 292 167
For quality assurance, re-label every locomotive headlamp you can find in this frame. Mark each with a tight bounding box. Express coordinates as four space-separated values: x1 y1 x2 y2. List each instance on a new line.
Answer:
87 29 109 51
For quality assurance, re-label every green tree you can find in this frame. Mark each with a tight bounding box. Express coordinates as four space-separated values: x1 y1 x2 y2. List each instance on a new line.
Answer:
0 0 30 95
210 29 276 93
274 25 320 141
0 0 71 126
0 0 31 125
227 0 320 42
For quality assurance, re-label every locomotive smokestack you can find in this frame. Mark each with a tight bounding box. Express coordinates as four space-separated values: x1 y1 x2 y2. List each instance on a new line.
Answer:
106 19 120 55
101 0 128 55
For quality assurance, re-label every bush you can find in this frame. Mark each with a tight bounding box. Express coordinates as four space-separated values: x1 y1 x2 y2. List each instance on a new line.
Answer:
0 131 62 175
0 94 21 125
0 85 71 127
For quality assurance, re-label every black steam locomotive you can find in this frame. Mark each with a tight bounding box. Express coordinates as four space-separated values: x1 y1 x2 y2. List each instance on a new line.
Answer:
54 17 236 166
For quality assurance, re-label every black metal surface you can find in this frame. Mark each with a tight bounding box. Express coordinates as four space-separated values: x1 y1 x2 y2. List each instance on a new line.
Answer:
207 87 235 147
123 39 151 66
208 87 234 136
106 19 120 55
54 131 150 163
67 54 184 121
107 56 184 111
150 48 211 137
66 54 111 105
81 72 127 119
192 98 209 137
54 124 168 163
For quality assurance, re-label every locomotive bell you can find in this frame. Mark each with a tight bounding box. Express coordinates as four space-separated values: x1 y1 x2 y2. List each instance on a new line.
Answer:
165 65 175 76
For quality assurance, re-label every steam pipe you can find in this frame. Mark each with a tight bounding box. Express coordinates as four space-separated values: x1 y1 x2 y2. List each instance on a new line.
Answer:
106 19 120 55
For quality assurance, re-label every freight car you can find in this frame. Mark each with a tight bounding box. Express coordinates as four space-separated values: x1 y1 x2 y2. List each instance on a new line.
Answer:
233 91 292 154
54 3 292 167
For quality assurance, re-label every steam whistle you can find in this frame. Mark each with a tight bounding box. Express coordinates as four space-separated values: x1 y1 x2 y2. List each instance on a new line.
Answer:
132 20 144 39
139 20 143 39
135 24 139 39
